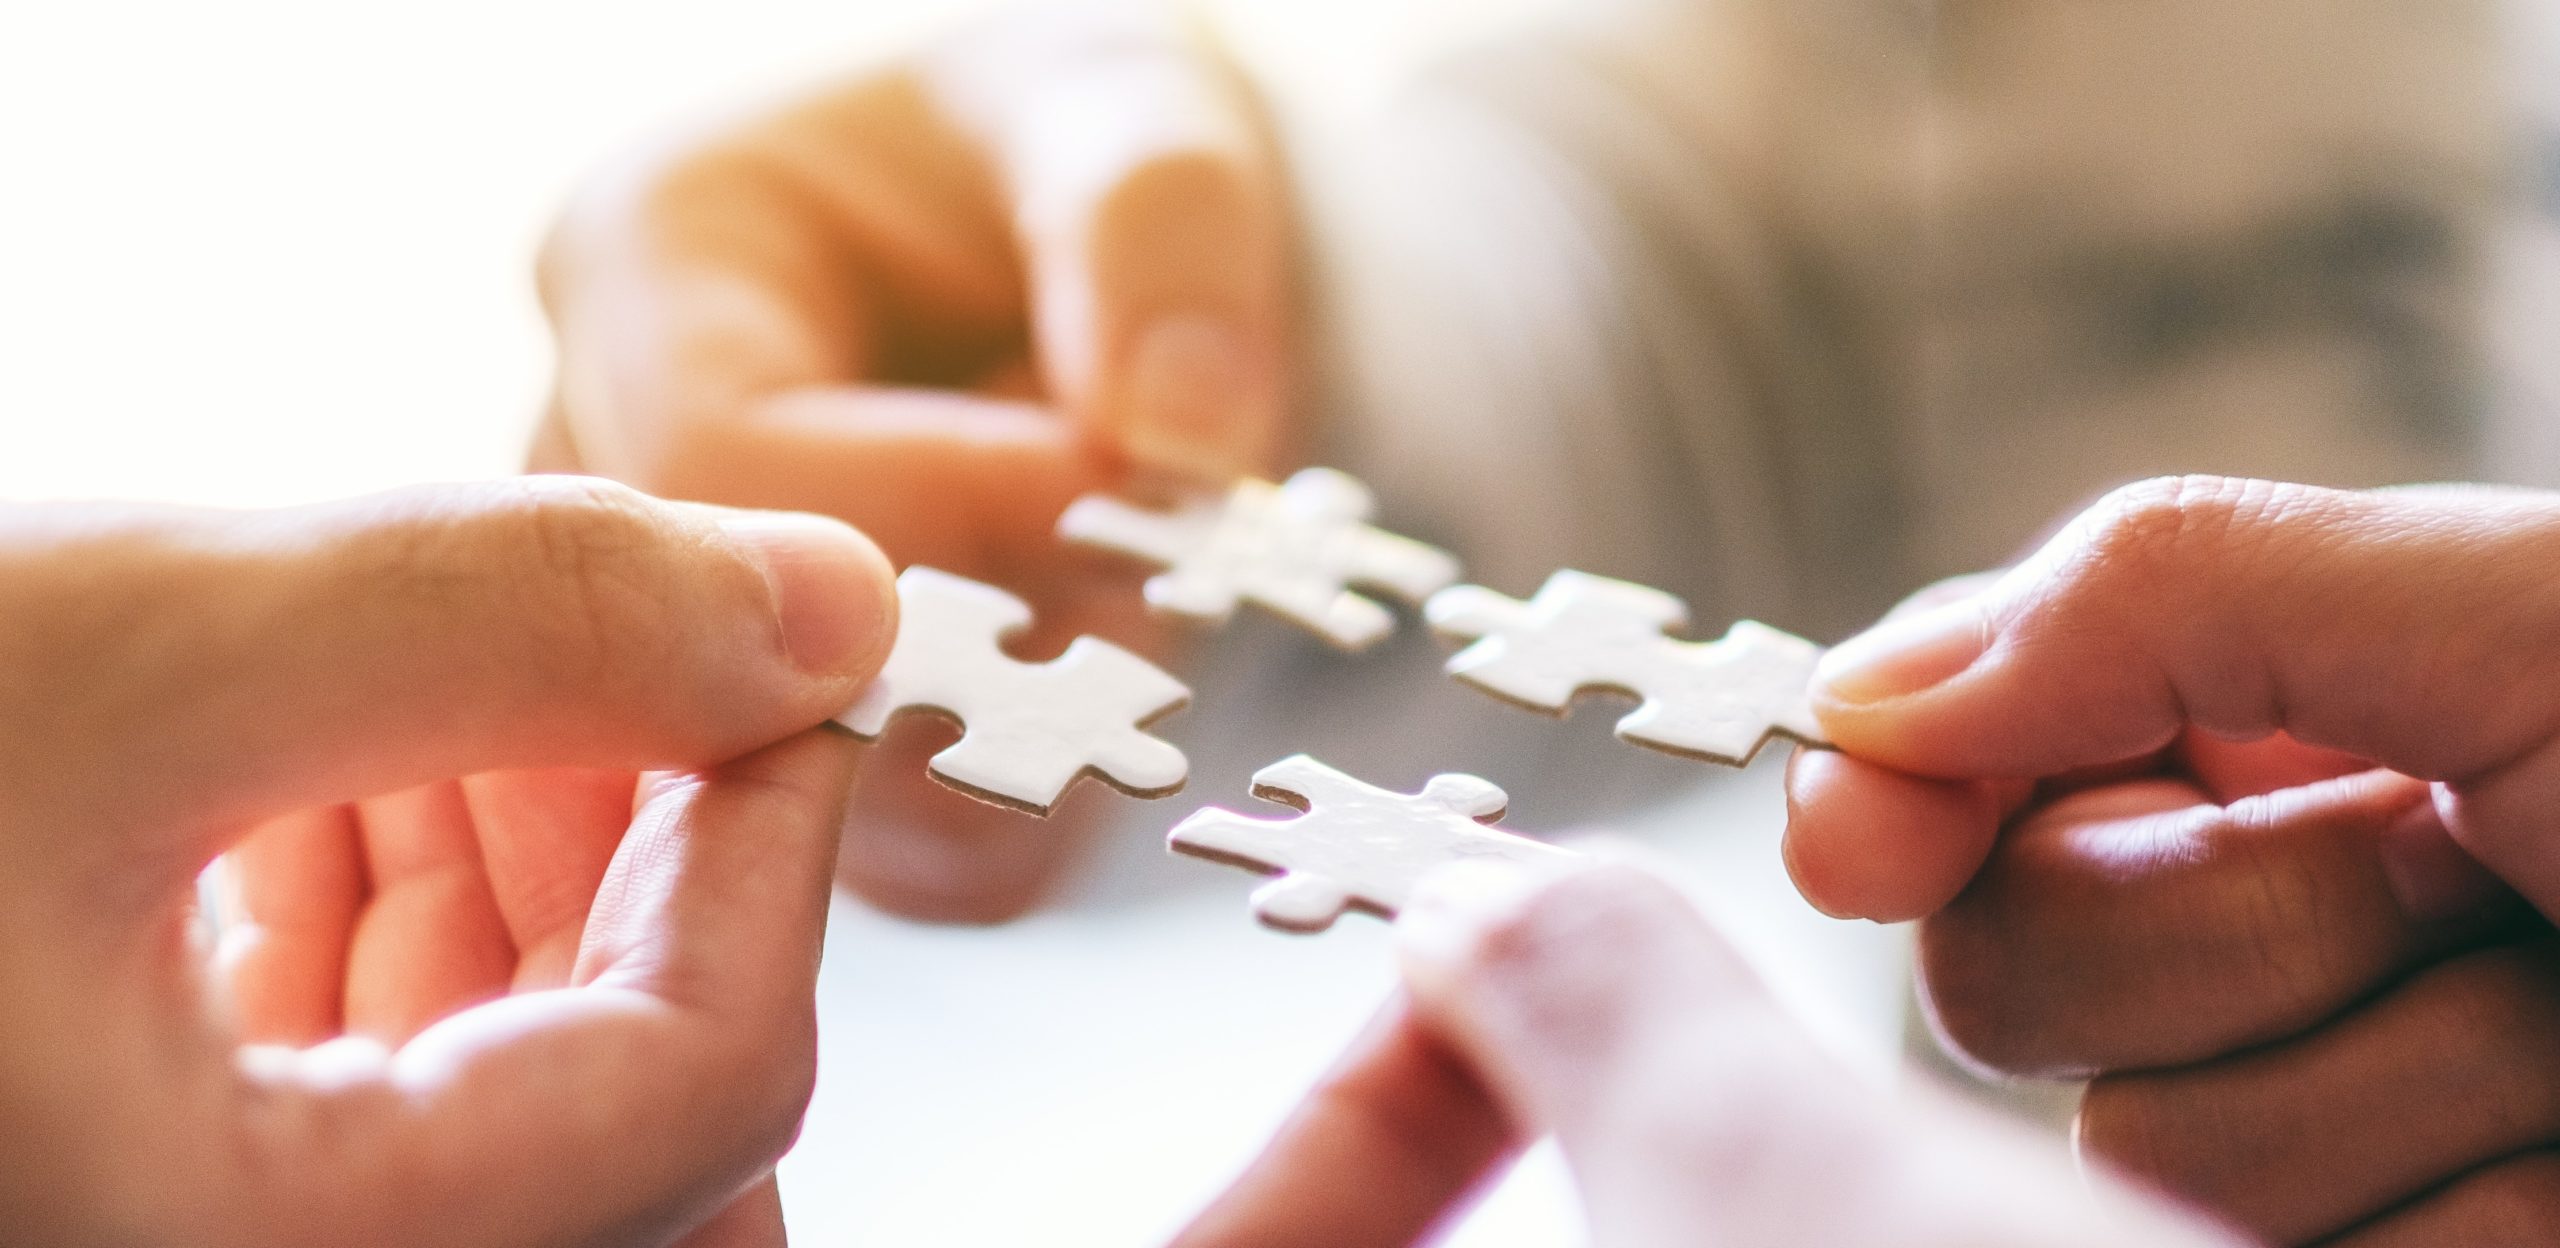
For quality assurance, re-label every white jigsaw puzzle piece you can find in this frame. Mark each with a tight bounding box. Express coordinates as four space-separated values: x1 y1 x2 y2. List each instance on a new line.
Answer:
840 566 1190 814
1427 569 1829 765
1058 468 1462 650
1168 754 1579 932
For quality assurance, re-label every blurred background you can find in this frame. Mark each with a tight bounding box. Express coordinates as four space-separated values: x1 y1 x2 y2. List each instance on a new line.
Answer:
6 0 2555 1243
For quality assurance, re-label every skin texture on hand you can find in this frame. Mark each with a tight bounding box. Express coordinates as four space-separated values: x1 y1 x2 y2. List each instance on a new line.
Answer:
0 478 896 1248
532 1 1295 921
1786 476 2560 1244
1174 861 2242 1248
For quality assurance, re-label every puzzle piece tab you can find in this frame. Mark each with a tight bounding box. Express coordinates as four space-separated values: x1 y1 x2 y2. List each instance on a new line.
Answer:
838 566 1190 815
1169 754 1578 932
1426 570 1828 765
1058 468 1461 650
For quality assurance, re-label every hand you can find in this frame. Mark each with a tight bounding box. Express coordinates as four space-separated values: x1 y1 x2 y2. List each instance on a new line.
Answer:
533 0 1292 920
1170 861 2239 1247
0 478 894 1248
1788 476 2560 1244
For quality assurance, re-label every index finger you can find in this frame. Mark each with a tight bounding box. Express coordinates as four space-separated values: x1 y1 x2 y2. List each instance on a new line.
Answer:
1168 1000 1515 1248
1391 863 2243 1248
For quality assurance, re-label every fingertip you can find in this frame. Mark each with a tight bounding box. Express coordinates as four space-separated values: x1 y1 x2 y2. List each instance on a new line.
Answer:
1394 862 1827 1160
1394 858 1567 998
1812 597 1994 709
2377 789 2511 927
704 507 900 683
1168 998 1512 1248
1780 751 1856 919
1396 860 1752 1043
1010 79 1289 485
1115 313 1282 483
1784 751 2002 923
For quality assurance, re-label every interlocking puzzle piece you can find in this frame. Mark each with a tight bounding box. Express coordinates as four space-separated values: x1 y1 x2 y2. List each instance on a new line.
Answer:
1426 570 1829 765
1057 468 1462 650
838 566 1190 815
1169 754 1578 933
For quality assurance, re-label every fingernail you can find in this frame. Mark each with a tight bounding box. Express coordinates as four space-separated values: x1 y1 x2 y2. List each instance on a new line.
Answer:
1395 858 1557 976
1125 315 1263 482
1814 598 1994 706
714 510 898 678
2379 792 2507 925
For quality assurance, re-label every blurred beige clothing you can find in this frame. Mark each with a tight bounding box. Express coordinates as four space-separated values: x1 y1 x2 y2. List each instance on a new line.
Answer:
1298 0 2525 635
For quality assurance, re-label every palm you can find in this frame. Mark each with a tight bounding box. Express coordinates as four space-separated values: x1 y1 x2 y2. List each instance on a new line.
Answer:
221 768 637 1047
208 761 808 1248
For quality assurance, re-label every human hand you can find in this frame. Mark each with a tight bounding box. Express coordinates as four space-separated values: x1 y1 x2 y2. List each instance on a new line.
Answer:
1788 476 2560 1244
1171 861 2239 1248
533 0 1291 920
0 479 893 1248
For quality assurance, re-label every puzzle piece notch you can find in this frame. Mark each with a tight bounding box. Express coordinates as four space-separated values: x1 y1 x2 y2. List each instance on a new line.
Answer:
1058 468 1462 650
1426 569 1829 766
839 566 1190 815
1169 754 1578 933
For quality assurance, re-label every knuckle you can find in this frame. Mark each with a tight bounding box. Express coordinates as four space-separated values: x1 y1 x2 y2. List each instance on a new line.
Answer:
467 478 690 679
498 476 668 579
2210 805 2370 1030
2036 475 2337 730
2066 475 2274 590
537 87 847 325
2062 474 2345 599
747 1023 823 1161
688 1004 822 1168
1074 136 1279 281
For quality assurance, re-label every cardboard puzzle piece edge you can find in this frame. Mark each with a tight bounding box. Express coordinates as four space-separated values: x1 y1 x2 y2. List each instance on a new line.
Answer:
1168 753 1578 932
839 566 1191 816
1426 569 1830 765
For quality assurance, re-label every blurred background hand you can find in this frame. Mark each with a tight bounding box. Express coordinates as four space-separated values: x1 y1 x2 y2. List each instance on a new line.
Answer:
0 479 892 1248
1788 477 2560 1245
532 0 1294 922
1170 861 2241 1248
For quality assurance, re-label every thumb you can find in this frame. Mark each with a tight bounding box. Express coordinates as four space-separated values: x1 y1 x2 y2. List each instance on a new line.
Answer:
934 2 1289 481
1812 476 2560 912
0 477 895 871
